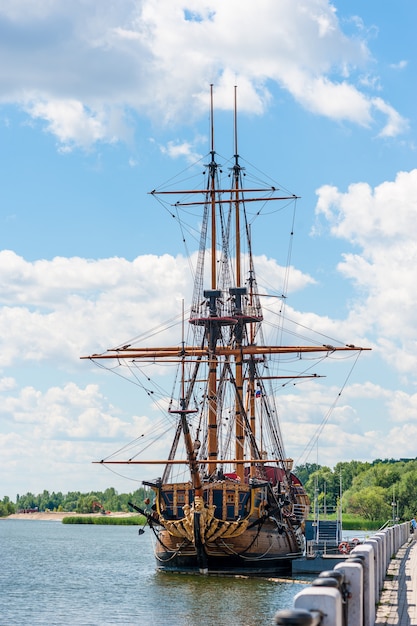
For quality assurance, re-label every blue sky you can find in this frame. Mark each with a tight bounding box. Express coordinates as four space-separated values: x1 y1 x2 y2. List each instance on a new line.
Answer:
0 0 416 499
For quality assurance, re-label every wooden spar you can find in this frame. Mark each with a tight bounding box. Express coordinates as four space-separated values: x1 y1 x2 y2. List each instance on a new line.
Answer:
81 345 370 360
150 188 296 195
160 197 298 206
93 458 294 465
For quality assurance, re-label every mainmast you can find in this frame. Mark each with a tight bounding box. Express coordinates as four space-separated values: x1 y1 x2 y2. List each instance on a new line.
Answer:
232 85 245 480
206 83 219 475
233 85 242 290
82 86 371 489
209 84 217 291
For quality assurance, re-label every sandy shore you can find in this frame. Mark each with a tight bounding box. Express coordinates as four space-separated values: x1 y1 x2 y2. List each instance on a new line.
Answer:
5 511 137 521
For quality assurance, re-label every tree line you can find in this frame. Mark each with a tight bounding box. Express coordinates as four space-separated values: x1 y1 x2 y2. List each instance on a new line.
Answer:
1 457 416 521
0 486 150 517
295 457 417 522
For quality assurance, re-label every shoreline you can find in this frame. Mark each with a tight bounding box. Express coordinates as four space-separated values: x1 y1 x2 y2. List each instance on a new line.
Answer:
4 512 138 521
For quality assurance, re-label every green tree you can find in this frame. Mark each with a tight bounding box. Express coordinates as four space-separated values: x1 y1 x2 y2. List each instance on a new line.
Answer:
63 491 82 511
293 463 321 487
16 492 38 510
305 466 340 513
344 486 391 521
396 466 417 519
0 496 15 517
333 460 371 492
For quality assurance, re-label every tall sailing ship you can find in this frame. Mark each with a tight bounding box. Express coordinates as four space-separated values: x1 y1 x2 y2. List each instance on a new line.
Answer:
82 87 368 575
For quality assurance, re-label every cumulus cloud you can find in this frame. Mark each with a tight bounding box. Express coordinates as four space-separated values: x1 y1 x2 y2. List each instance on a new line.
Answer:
25 99 133 150
0 235 414 491
0 248 315 367
315 169 417 374
0 2 414 497
0 0 407 149
0 377 175 493
389 60 407 70
280 378 417 468
0 251 191 365
0 381 141 440
0 240 364 493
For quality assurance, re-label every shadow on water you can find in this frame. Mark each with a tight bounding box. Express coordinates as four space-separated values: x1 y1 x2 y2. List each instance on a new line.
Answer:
151 570 306 626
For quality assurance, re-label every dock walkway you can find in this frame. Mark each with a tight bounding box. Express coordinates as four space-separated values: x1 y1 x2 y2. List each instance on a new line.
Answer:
375 538 417 625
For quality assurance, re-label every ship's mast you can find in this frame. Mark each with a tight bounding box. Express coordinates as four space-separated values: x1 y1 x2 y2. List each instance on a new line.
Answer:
233 86 242 290
82 86 371 487
232 86 245 480
206 84 219 476
210 84 217 291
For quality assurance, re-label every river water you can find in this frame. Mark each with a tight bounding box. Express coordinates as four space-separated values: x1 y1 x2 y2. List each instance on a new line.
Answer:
0 520 307 625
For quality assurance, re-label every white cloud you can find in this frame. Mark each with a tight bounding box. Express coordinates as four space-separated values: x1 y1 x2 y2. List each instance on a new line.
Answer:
0 0 407 148
0 2 414 498
386 390 417 424
372 97 409 137
0 377 16 391
389 60 408 70
315 170 417 244
159 138 204 163
279 377 417 467
0 378 175 494
315 169 417 374
0 251 192 366
0 249 318 367
282 74 373 126
24 98 133 151
1 382 138 440
0 235 415 491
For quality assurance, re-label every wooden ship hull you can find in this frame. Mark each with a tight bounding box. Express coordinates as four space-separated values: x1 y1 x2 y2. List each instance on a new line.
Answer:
155 527 303 575
144 468 309 574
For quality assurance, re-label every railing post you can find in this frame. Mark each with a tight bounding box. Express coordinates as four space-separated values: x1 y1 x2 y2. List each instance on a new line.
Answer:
334 559 364 626
293 575 343 626
350 543 375 626
402 521 409 545
393 524 399 552
386 527 393 562
364 538 380 603
375 532 385 590
374 531 388 572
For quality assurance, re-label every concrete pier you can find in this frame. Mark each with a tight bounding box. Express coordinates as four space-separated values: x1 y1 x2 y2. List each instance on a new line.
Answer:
375 539 417 625
275 523 415 626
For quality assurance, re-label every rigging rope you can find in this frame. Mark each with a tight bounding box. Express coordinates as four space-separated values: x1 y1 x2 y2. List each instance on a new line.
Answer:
295 350 364 467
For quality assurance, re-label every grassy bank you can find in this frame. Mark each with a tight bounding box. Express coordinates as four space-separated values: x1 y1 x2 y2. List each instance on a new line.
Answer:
62 512 391 530
62 515 384 530
62 515 146 525
309 513 391 531
342 516 384 531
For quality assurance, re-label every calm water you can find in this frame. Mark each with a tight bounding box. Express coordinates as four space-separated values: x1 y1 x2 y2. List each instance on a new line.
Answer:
0 520 306 625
